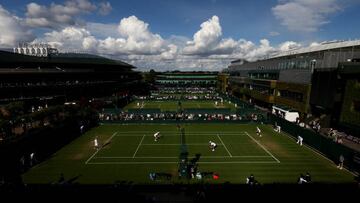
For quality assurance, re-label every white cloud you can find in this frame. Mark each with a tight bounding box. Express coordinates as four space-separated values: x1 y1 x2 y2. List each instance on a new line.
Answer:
39 27 94 51
67 0 96 12
183 16 222 55
25 0 111 29
82 36 98 51
85 22 119 38
0 5 34 47
310 42 321 47
98 2 112 16
33 15 317 71
97 15 170 55
235 39 275 61
278 41 302 51
269 31 280 36
37 16 174 56
181 16 276 60
160 44 178 60
272 0 341 32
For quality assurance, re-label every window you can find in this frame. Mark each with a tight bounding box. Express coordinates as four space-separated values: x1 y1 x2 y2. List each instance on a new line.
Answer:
278 90 303 102
310 60 316 69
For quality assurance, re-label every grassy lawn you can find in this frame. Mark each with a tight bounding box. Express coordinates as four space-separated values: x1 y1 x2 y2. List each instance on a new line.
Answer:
22 123 355 185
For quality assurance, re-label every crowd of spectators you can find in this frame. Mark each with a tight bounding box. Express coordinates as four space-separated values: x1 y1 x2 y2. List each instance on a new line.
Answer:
151 87 216 95
136 94 222 100
99 112 264 122
136 87 220 100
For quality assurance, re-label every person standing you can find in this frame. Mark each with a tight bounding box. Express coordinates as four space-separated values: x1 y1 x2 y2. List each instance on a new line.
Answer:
209 141 217 152
256 127 262 137
154 132 161 142
337 154 344 170
30 153 35 166
298 174 307 184
94 137 99 149
276 125 281 133
305 172 311 183
246 174 256 185
58 173 65 184
297 135 303 146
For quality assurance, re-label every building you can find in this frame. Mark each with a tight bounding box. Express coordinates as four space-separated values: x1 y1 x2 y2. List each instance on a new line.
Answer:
0 50 142 105
217 72 229 93
227 40 360 134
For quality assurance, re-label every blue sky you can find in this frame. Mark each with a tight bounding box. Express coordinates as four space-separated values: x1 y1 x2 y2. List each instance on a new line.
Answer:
1 0 360 71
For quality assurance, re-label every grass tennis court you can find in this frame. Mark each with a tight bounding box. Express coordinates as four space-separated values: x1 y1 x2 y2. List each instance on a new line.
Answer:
123 100 236 111
22 123 355 185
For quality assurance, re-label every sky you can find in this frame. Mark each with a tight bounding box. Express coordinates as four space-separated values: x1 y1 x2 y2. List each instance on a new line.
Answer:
0 0 360 71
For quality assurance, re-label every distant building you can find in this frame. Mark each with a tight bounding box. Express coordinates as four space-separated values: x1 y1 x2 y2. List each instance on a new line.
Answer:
0 50 142 104
217 72 229 93
227 40 360 135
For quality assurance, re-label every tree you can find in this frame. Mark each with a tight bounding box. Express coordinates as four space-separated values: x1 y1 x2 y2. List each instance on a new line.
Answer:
143 69 157 84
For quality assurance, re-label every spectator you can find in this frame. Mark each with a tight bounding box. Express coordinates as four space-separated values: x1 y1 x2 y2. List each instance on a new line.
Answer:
196 171 202 180
305 172 311 183
337 134 343 144
274 122 281 133
246 174 258 185
328 128 334 137
298 174 307 184
212 173 219 180
296 135 303 146
337 155 344 170
58 173 65 184
149 172 157 181
30 152 36 166
80 125 84 134
190 166 195 179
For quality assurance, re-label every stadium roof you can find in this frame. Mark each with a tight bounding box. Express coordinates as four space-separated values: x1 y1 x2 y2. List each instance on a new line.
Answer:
270 39 360 59
0 50 135 68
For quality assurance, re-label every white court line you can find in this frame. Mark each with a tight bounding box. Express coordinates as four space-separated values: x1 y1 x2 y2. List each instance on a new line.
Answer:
132 135 145 158
141 143 224 146
87 161 278 165
85 131 118 164
216 134 233 157
245 131 280 163
116 132 246 137
116 134 178 137
114 131 247 134
95 155 271 159
133 134 146 158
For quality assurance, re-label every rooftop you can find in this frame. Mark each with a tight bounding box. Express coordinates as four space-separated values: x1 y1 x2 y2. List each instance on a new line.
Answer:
271 39 360 59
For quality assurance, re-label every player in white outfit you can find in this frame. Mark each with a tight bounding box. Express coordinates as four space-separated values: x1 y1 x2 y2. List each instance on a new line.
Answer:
94 137 99 149
256 127 262 137
209 141 217 151
154 132 161 141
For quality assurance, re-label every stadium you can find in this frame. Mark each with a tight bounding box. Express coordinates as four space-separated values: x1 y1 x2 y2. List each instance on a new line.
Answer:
0 41 359 201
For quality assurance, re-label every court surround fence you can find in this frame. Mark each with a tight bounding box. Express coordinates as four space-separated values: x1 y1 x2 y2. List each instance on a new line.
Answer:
270 115 360 174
